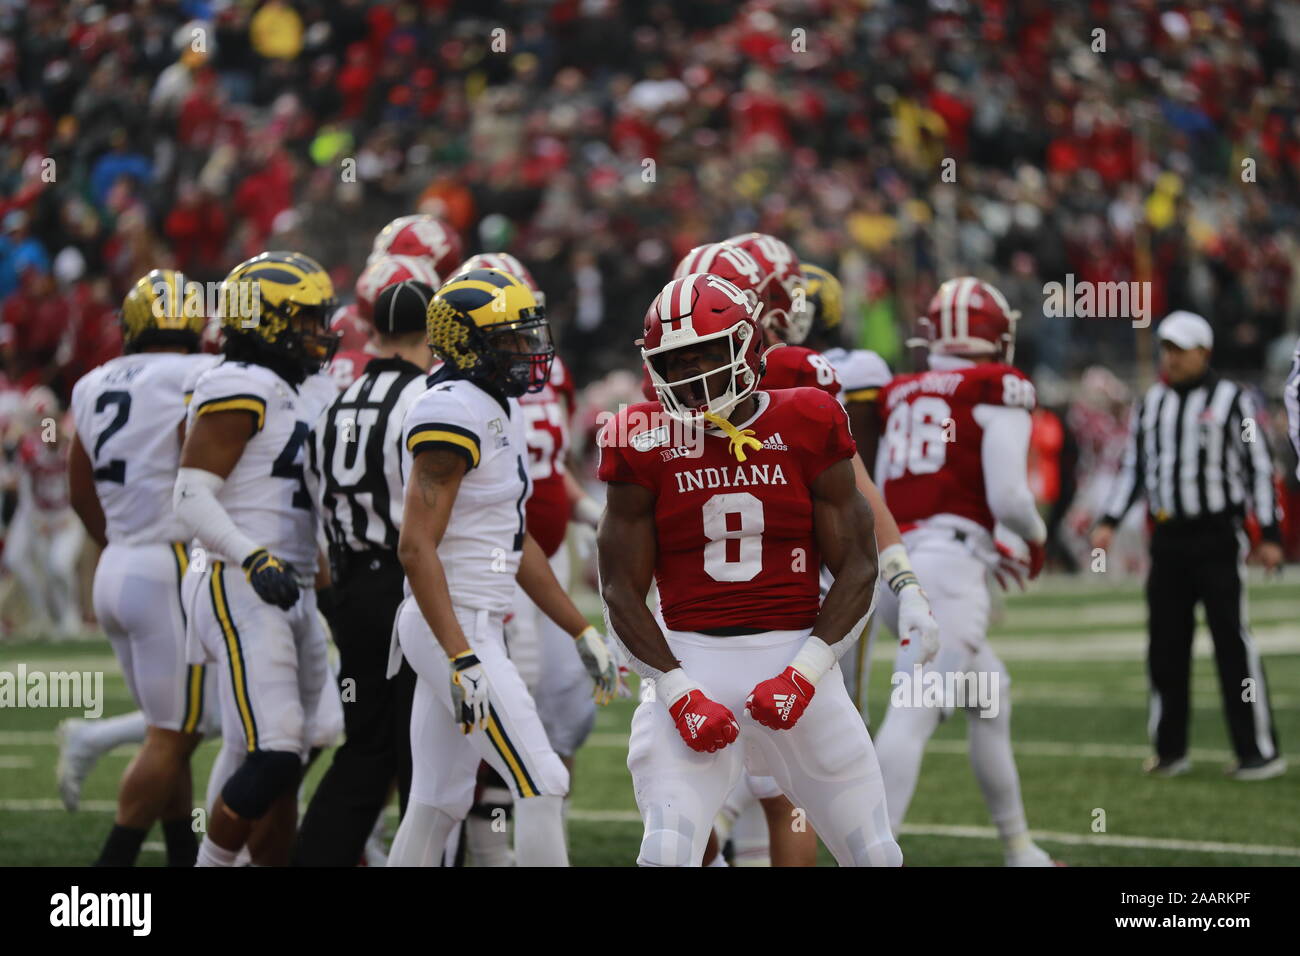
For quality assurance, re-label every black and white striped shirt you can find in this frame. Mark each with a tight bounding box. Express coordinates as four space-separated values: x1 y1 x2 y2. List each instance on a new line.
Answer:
1285 338 1300 481
312 357 429 553
1101 372 1282 541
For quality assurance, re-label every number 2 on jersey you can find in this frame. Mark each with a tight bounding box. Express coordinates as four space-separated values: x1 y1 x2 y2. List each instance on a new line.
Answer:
92 390 131 483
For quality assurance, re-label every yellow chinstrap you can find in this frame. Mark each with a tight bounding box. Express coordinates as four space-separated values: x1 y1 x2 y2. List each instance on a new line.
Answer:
703 411 763 462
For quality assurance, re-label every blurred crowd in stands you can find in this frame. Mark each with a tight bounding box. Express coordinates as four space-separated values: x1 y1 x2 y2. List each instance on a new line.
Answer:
1 0 1298 576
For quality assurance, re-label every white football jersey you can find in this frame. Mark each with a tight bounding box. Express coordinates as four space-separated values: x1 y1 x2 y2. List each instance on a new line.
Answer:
71 352 218 544
823 346 891 404
400 376 531 614
186 360 320 569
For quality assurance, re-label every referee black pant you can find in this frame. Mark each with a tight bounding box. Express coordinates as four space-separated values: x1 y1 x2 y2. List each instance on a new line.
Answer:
294 553 416 866
1146 518 1280 763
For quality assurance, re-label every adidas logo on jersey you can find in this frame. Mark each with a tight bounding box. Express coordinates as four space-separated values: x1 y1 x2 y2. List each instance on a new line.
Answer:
760 432 788 451
773 693 796 722
684 712 707 737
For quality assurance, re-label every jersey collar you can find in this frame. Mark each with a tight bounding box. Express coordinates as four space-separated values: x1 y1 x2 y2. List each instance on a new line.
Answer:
703 390 770 436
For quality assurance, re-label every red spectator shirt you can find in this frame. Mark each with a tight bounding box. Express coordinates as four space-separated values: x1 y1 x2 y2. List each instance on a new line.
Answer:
598 387 855 632
877 362 1036 533
521 356 575 557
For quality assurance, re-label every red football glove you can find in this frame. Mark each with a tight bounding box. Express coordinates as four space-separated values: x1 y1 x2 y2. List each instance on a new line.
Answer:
745 666 816 730
1026 540 1046 579
668 690 739 753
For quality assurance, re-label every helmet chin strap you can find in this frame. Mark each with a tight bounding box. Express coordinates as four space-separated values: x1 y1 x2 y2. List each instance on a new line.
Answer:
703 411 762 463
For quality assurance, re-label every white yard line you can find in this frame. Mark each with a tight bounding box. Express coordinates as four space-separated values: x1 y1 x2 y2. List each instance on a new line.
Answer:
5 801 1293 859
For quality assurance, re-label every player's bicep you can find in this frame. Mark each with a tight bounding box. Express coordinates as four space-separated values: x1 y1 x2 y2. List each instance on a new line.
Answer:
598 481 657 594
811 457 873 575
399 447 466 553
179 410 256 478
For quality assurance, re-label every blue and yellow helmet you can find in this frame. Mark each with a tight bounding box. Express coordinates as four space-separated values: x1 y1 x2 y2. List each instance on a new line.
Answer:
120 269 206 353
426 267 553 396
800 263 843 333
220 251 339 373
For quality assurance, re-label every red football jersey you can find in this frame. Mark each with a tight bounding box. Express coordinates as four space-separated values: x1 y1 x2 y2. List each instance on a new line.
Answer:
877 362 1036 532
19 434 70 512
521 356 576 556
598 387 855 631
327 349 373 389
761 344 841 396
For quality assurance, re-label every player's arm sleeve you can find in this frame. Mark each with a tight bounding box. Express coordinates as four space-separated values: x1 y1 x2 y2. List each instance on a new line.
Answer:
189 365 271 433
1233 387 1282 544
173 467 260 563
595 415 654 489
1098 397 1145 526
973 403 1047 545
804 391 857 482
403 390 482 472
840 351 891 403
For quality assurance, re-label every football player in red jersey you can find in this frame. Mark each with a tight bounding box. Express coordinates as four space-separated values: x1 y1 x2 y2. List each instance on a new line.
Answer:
871 277 1060 867
726 232 842 395
597 273 902 867
369 214 463 280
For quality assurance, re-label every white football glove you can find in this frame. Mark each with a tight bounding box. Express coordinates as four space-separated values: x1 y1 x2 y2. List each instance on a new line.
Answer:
449 650 491 734
897 584 940 665
575 625 619 705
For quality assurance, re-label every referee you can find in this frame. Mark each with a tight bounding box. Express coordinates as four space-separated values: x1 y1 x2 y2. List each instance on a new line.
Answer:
294 280 435 865
1091 311 1285 781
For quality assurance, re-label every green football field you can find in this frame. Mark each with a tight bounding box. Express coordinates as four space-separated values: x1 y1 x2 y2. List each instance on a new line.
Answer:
1 573 1296 866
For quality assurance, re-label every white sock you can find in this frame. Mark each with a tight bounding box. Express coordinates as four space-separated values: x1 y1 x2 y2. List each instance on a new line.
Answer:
196 836 238 867
706 852 729 867
730 796 770 867
388 801 458 867
513 795 568 866
204 743 245 817
873 696 944 833
964 705 1032 845
83 711 148 755
465 814 514 867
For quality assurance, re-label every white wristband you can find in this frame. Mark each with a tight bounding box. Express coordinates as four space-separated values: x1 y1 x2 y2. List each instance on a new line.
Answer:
574 496 602 528
173 467 259 565
654 668 700 710
790 635 836 685
879 543 920 595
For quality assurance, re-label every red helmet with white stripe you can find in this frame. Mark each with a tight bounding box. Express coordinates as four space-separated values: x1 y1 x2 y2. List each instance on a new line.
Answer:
725 232 808 343
355 254 440 320
642 273 763 422
370 215 463 279
672 241 765 321
912 276 1020 363
450 252 543 304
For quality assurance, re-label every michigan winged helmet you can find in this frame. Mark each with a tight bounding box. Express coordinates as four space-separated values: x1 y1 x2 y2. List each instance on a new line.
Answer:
219 251 339 376
425 267 554 396
800 263 843 335
120 269 206 352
